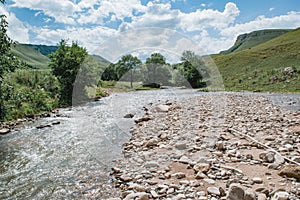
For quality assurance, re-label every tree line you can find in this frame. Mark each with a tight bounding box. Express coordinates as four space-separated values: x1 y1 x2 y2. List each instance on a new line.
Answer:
0 0 208 122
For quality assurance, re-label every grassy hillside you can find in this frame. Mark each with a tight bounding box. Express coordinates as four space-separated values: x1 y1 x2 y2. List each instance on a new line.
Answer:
213 28 300 92
13 44 110 69
12 43 53 69
220 29 290 54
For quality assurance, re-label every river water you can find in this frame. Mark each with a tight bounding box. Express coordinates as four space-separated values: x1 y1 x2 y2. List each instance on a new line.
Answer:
0 89 201 199
0 89 299 199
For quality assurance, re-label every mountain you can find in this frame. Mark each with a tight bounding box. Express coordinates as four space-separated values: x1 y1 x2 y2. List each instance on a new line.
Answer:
12 43 110 69
12 43 57 69
220 29 290 54
213 27 300 92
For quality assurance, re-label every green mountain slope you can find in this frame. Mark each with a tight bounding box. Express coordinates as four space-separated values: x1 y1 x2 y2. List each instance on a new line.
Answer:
213 28 300 92
13 44 110 69
220 29 290 54
12 43 56 69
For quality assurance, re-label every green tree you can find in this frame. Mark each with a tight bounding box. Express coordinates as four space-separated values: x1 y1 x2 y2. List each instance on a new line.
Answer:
177 50 207 88
0 0 21 120
49 40 88 106
117 54 141 88
142 53 171 86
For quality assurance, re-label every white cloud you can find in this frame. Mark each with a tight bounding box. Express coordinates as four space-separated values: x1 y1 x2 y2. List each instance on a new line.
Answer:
11 0 78 24
179 2 240 32
220 11 300 38
269 7 275 12
77 0 146 25
120 2 179 31
0 5 29 43
32 26 117 53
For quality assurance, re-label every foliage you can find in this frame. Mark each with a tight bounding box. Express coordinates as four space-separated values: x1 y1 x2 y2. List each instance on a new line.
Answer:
117 54 142 88
2 69 59 120
0 0 23 120
172 50 207 88
142 53 171 85
49 40 88 106
73 55 103 104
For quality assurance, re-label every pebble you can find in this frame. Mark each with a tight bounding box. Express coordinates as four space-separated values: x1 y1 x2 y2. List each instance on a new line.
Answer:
252 177 264 184
0 128 10 135
207 186 220 196
271 191 289 200
226 183 245 200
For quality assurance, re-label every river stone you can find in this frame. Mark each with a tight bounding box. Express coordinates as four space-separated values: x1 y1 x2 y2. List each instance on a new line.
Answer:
193 163 210 173
172 172 186 179
124 192 149 200
144 161 159 168
207 186 220 196
226 183 245 200
124 113 134 118
179 155 190 164
175 142 187 150
244 188 256 200
257 193 267 200
252 177 263 184
156 105 169 112
120 175 133 182
0 128 10 135
259 151 275 163
278 165 300 180
271 191 289 200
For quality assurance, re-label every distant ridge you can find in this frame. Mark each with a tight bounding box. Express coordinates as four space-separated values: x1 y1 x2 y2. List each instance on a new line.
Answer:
220 29 290 54
12 43 110 69
213 27 300 92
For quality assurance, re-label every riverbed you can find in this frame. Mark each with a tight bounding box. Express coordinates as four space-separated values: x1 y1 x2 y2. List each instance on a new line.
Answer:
0 89 299 199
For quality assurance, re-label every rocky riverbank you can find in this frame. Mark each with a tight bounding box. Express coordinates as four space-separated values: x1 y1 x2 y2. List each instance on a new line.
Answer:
111 93 299 200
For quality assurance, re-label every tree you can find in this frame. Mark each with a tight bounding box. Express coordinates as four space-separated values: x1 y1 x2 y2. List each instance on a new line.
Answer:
0 0 21 120
117 54 141 88
142 53 171 86
49 40 88 106
177 50 207 88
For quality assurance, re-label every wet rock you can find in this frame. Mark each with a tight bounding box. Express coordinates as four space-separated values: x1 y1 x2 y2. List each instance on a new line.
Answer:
36 124 52 129
226 183 245 200
271 191 289 200
207 186 220 196
124 113 134 118
51 121 61 125
0 128 10 135
135 116 151 123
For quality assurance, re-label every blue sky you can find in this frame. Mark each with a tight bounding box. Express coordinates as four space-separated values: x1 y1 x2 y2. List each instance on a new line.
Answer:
0 0 299 59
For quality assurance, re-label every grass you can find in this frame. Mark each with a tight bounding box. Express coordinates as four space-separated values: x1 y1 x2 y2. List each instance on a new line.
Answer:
12 43 51 69
221 29 290 54
213 27 300 93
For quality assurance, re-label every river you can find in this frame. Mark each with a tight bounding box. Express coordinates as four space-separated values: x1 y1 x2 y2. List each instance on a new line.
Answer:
0 89 298 199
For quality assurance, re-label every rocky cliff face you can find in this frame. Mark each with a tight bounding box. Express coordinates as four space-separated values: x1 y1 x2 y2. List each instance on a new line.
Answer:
221 29 290 54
